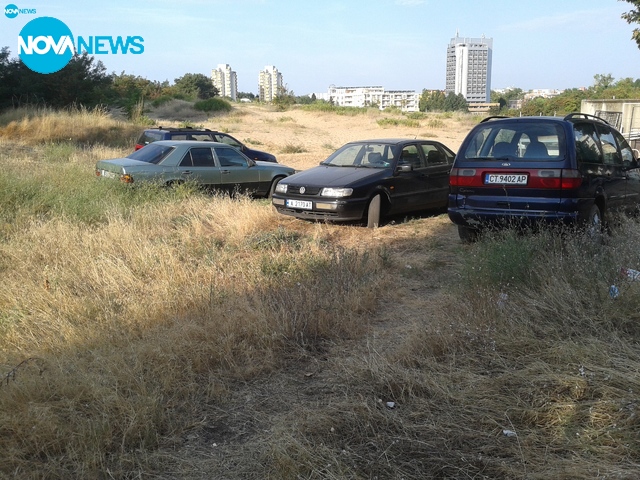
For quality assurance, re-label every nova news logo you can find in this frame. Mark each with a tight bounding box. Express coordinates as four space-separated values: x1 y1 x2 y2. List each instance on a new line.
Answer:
18 16 144 74
4 4 36 18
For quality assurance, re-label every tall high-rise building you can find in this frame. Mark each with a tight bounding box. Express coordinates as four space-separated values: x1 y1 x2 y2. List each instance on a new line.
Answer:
211 64 237 101
258 65 283 102
445 33 492 103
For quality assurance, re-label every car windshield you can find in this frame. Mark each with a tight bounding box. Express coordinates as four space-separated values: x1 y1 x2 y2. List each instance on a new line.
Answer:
127 144 174 164
463 121 566 161
321 143 396 167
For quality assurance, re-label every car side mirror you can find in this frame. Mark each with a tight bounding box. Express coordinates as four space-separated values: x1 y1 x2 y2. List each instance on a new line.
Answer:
396 164 412 173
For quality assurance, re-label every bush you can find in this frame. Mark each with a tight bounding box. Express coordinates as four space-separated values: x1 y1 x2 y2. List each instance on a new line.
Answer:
193 98 232 113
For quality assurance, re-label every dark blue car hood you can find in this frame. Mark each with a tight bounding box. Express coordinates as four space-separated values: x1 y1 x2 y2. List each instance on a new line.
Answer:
284 165 388 187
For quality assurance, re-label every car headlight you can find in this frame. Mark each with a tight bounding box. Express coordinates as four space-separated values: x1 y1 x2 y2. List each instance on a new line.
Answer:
320 187 353 197
275 183 288 193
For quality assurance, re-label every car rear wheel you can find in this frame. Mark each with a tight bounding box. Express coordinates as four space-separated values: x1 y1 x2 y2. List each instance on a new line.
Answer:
458 225 480 243
366 194 381 229
585 204 604 243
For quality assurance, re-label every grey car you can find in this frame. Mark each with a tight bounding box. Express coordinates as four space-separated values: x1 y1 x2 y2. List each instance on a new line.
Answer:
96 140 294 197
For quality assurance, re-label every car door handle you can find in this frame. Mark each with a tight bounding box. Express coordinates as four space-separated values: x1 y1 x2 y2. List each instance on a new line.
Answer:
221 170 230 175
182 171 192 176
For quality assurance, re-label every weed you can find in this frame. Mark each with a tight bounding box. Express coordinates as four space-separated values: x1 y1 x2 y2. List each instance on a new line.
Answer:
281 143 308 154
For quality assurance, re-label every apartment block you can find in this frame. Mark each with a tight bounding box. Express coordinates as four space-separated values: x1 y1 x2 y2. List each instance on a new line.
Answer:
211 64 237 101
445 33 492 103
258 65 283 102
325 85 419 112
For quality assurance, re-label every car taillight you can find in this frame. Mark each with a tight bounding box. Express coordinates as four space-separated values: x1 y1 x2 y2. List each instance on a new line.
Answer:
560 169 582 189
134 144 144 151
450 168 478 186
121 174 134 183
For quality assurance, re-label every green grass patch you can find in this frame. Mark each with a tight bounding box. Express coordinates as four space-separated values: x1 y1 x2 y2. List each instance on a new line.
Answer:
376 118 420 128
280 143 308 154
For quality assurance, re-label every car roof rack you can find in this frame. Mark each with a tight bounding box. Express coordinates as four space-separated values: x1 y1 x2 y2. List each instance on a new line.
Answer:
151 126 213 132
480 116 509 123
563 113 610 125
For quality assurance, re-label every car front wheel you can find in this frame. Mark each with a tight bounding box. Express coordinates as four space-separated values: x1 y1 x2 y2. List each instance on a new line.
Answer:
366 194 381 229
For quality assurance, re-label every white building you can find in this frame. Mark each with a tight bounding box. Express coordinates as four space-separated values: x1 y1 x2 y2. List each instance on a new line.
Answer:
258 65 283 102
445 33 492 103
323 85 419 112
211 64 237 101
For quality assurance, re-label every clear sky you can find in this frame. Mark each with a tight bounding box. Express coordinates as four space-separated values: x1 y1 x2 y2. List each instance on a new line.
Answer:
1 0 638 95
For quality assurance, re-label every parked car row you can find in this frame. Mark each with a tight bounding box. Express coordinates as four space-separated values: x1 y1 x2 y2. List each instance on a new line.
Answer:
95 113 640 240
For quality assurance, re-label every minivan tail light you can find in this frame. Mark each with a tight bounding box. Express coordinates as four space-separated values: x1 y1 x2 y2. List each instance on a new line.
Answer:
450 168 477 186
560 169 582 189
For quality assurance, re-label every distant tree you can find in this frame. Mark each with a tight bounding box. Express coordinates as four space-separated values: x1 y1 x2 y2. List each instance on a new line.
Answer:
174 73 218 100
237 92 256 100
419 89 446 111
311 93 317 101
621 0 640 48
593 73 615 90
272 85 296 110
0 49 111 109
442 92 468 112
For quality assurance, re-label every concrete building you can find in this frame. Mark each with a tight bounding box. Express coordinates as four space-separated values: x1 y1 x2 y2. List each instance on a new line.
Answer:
258 65 283 102
211 64 237 101
446 33 492 103
324 85 419 112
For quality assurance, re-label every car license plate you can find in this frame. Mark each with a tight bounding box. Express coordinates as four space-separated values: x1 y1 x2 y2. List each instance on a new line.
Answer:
485 173 528 185
286 199 312 210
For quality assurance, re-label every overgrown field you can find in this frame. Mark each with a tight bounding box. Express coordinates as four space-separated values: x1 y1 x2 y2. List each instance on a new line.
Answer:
1 106 640 479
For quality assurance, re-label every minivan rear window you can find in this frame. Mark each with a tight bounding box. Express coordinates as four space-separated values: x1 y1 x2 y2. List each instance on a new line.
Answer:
463 122 565 161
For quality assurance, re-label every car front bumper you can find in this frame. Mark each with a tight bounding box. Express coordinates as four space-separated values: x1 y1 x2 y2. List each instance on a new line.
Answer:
272 195 368 221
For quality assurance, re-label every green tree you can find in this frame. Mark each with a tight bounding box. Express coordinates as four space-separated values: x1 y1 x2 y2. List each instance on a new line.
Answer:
621 0 640 48
173 73 218 100
419 89 446 111
0 49 111 109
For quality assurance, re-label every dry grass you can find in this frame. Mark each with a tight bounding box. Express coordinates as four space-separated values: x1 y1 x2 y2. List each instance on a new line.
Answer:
2 104 640 478
0 105 141 147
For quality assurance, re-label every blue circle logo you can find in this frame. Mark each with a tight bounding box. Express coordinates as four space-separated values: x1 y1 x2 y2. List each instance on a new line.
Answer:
5 4 19 18
18 17 74 74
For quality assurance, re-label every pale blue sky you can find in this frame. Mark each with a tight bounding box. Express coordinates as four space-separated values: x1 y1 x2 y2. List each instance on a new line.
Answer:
2 0 638 95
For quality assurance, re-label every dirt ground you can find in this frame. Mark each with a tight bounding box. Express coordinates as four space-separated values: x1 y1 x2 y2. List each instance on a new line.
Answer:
196 103 473 172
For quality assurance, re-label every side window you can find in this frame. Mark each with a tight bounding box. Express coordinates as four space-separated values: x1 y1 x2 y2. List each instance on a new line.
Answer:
191 134 215 141
216 147 248 167
399 144 424 169
574 123 603 164
421 144 446 166
596 126 622 165
612 129 635 164
215 134 243 149
171 134 188 141
180 147 214 167
141 132 162 145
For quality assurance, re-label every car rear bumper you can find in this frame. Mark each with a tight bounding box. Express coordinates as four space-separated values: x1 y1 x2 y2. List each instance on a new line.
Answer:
448 206 581 228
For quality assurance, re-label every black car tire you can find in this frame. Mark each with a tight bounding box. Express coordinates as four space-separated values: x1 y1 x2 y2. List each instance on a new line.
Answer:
268 176 285 199
458 225 480 243
585 203 604 243
366 194 381 229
